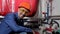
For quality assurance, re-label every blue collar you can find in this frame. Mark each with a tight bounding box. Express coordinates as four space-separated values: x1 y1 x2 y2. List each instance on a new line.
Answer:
14 12 19 19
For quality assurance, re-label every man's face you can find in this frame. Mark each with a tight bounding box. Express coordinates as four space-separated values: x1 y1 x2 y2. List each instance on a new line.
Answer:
18 8 29 18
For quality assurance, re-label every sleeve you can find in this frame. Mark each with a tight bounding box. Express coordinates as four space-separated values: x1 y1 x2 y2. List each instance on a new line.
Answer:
3 13 32 32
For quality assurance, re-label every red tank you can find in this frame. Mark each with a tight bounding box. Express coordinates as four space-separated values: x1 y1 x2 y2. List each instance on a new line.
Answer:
0 0 39 17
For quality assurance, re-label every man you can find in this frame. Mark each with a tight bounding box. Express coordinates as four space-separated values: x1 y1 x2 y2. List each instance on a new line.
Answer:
0 2 34 34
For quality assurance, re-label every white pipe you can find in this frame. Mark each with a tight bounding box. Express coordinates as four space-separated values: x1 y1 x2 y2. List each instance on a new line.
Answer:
41 0 47 18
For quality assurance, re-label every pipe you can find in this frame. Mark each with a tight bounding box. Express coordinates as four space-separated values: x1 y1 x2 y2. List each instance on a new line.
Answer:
46 0 49 23
49 15 60 17
49 0 53 16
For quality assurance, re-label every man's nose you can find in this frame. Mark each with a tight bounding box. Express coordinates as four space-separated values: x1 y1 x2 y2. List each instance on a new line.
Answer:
22 12 26 15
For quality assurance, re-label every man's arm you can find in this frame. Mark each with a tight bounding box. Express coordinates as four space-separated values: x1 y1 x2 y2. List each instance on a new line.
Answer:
3 13 32 32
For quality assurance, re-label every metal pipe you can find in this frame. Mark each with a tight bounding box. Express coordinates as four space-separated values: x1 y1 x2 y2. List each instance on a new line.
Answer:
49 15 60 20
49 15 60 17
